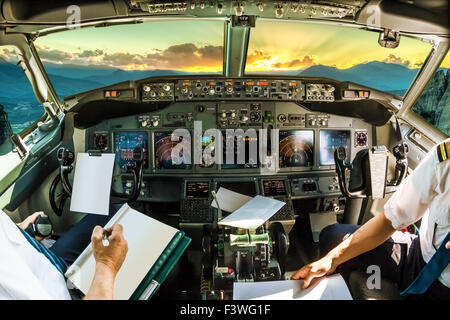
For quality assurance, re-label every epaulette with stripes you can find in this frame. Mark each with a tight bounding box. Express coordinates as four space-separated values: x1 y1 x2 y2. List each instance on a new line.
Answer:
437 140 450 162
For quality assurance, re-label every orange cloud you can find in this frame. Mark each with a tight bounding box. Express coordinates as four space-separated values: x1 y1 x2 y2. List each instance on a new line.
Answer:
246 49 317 71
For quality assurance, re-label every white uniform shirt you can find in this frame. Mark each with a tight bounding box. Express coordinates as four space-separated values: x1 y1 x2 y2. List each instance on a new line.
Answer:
384 138 450 288
0 209 71 300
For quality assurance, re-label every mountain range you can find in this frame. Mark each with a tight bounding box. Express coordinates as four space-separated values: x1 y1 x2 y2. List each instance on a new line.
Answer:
0 58 429 101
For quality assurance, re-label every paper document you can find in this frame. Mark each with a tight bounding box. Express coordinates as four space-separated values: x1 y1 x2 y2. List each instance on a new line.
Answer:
218 195 285 230
233 274 352 300
66 204 179 300
211 187 252 213
70 152 115 215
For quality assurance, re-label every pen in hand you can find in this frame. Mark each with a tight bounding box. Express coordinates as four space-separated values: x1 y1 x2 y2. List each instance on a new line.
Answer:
102 229 111 247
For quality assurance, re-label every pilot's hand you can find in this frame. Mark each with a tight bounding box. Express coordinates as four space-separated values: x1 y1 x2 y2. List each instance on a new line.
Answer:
91 224 128 276
17 211 52 241
291 256 336 289
446 241 450 250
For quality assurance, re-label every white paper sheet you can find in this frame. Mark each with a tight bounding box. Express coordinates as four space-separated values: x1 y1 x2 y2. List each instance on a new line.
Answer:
65 204 179 300
233 274 352 300
218 195 285 230
70 152 115 215
211 187 252 213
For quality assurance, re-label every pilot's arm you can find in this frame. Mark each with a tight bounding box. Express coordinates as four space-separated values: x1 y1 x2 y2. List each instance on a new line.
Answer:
83 224 128 300
292 143 445 288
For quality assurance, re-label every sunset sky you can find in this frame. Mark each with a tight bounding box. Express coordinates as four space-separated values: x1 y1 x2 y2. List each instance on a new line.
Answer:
2 19 444 72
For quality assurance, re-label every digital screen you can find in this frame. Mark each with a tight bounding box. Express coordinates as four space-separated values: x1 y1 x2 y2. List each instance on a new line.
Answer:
216 181 257 197
154 132 191 170
186 182 210 199
113 131 148 169
319 130 351 166
222 131 259 169
263 180 287 196
198 134 216 168
279 130 314 168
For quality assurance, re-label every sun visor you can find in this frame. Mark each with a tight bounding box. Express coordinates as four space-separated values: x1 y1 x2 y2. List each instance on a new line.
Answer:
1 0 119 24
357 0 448 35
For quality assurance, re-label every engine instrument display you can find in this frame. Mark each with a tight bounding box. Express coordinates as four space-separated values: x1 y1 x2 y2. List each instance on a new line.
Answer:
154 132 191 170
186 182 210 198
279 130 314 168
222 130 259 169
319 130 351 165
113 131 148 169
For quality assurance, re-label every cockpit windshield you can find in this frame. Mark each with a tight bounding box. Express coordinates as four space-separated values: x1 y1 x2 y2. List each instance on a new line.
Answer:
34 20 225 99
245 21 433 96
32 18 438 100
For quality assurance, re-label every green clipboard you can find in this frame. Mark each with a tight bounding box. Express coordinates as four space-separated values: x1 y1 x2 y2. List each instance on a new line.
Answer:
130 231 191 300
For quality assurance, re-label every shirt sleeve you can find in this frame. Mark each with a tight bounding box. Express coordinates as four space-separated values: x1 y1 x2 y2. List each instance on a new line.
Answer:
384 146 439 230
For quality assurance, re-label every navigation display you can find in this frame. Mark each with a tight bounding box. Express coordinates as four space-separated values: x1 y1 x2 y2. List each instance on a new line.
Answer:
222 131 259 169
154 132 191 170
186 182 210 199
113 131 148 169
319 130 351 165
279 130 314 168
263 180 287 196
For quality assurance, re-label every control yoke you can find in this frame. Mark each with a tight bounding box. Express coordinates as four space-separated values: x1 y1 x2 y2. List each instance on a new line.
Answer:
334 143 408 199
111 147 144 203
49 147 144 216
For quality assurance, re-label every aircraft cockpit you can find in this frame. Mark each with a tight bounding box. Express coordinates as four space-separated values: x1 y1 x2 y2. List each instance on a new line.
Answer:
0 0 448 303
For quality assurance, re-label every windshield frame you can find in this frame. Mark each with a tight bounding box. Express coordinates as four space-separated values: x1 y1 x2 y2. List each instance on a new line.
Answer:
27 16 445 111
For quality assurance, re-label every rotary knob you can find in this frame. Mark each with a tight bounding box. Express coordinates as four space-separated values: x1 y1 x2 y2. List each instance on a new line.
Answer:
221 112 227 118
152 120 159 127
143 85 151 92
277 114 287 123
163 84 171 91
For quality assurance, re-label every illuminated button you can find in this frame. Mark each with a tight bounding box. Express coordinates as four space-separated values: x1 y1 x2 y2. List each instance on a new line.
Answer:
257 81 269 86
289 82 297 87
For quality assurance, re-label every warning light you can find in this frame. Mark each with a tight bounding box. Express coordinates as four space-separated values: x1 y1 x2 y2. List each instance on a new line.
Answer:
111 91 118 97
257 81 269 86
228 268 233 274
183 82 191 86
104 91 111 97
206 81 216 86
289 82 297 87
225 81 233 86
244 81 255 86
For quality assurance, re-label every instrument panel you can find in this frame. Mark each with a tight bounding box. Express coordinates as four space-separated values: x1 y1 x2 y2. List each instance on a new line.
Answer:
141 78 336 103
86 101 372 175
